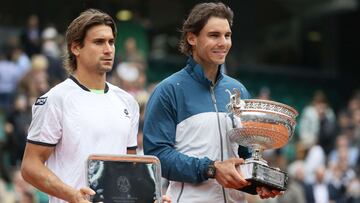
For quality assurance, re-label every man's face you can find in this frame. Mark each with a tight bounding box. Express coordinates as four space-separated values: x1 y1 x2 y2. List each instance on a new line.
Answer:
73 24 115 74
188 17 232 69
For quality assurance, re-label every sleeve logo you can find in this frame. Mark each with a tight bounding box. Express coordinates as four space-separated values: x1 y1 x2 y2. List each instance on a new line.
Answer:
35 97 48 105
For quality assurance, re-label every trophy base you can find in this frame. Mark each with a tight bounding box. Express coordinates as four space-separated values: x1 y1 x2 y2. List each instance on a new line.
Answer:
237 162 288 195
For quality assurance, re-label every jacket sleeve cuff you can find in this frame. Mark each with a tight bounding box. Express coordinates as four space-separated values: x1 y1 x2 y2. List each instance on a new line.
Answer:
199 157 213 181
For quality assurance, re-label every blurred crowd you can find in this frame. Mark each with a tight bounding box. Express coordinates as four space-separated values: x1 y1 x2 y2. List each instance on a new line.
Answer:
247 88 360 203
0 14 65 203
0 14 359 203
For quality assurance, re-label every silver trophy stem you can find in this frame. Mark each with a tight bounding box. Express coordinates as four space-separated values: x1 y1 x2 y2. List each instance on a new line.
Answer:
245 145 268 166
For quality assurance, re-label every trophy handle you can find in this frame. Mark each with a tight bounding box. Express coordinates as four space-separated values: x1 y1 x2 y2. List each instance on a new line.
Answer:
226 88 244 113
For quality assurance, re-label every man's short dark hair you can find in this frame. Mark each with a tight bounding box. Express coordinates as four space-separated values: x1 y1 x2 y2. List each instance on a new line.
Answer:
178 2 234 56
64 9 117 74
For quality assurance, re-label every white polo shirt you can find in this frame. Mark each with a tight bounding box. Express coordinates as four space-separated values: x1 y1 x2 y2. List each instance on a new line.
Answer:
27 76 139 203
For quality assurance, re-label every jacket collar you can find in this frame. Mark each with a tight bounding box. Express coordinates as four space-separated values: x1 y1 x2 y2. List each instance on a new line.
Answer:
185 57 224 86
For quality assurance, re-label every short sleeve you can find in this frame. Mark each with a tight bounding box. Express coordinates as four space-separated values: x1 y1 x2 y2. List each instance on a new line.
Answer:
127 98 139 148
27 95 62 146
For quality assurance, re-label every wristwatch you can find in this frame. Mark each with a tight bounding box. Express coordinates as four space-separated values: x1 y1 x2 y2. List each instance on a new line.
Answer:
206 161 217 179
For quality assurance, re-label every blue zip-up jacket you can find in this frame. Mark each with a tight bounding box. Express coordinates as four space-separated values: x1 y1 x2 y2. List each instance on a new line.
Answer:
143 57 251 203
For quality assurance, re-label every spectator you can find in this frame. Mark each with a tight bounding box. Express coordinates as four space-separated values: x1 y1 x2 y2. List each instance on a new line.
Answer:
5 94 32 167
351 108 360 149
0 43 30 112
346 177 360 203
0 109 11 183
328 134 359 168
257 86 271 100
0 176 16 203
335 110 354 138
304 165 340 203
41 25 66 85
12 168 37 203
277 160 306 203
17 54 50 98
299 90 336 154
20 14 41 57
327 152 356 203
121 37 147 70
304 145 326 184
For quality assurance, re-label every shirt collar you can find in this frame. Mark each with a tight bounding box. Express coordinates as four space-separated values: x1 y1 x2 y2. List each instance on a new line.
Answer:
69 75 109 93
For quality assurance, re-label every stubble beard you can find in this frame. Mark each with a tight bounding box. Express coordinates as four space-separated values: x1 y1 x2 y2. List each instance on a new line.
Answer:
96 62 113 74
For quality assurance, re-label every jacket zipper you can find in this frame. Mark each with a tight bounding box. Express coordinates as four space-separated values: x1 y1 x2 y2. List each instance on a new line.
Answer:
210 84 227 203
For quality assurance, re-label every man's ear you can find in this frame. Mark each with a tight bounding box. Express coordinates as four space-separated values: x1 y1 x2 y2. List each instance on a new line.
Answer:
187 32 196 46
70 43 80 56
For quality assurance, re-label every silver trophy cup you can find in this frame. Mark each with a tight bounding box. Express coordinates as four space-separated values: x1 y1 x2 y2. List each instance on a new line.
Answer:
225 89 298 195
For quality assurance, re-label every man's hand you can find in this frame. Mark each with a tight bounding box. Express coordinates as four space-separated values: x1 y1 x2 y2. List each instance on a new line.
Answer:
69 187 95 203
256 167 284 199
214 158 250 189
154 195 171 203
256 186 283 199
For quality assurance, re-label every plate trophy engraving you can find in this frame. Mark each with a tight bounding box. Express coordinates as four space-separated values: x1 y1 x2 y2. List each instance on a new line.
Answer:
225 88 298 195
87 155 163 203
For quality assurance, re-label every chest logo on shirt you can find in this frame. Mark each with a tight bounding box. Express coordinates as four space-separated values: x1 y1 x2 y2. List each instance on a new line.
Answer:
124 108 130 118
35 97 47 105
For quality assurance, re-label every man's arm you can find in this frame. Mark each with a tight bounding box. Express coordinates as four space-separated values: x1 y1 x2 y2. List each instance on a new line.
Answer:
127 149 137 154
143 85 211 183
21 143 95 203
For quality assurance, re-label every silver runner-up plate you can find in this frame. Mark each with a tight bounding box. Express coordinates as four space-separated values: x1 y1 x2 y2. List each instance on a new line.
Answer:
86 155 162 203
237 162 288 195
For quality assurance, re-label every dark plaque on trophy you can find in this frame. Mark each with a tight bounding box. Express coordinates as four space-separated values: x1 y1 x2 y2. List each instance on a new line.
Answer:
87 155 162 203
225 89 298 195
